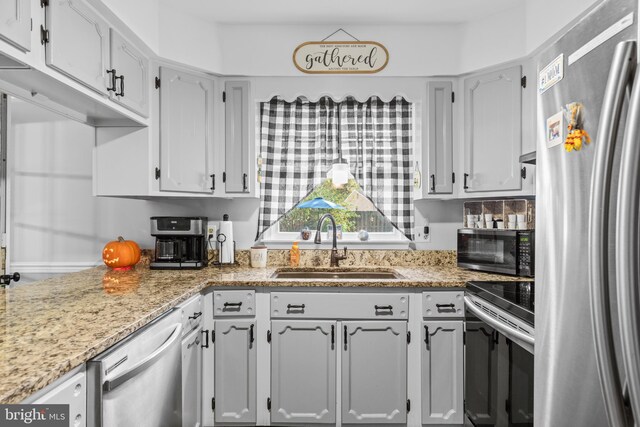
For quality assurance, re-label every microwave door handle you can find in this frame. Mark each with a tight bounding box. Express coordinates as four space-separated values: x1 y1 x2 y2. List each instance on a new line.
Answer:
103 323 182 392
617 55 640 423
464 297 534 350
588 40 636 427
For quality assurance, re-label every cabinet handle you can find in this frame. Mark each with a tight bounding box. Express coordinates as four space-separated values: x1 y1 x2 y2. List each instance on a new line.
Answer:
223 302 242 307
249 324 255 345
430 174 436 192
286 304 305 310
243 173 248 191
115 74 125 97
331 325 335 346
210 174 215 191
436 303 455 309
188 311 202 320
375 305 393 311
201 330 210 348
424 325 429 347
464 173 469 190
106 69 117 92
344 325 348 348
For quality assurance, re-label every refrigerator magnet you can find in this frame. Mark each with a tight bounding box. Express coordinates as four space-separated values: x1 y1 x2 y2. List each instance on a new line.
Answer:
546 111 564 148
563 102 591 152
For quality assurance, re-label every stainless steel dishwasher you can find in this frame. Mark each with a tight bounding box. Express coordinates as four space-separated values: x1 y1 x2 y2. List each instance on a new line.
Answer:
87 309 183 427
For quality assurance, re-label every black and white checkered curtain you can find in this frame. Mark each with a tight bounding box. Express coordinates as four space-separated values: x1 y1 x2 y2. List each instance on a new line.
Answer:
258 96 414 240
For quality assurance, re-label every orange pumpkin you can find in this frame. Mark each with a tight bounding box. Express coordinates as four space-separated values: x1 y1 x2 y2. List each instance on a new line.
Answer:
102 236 141 270
102 270 140 295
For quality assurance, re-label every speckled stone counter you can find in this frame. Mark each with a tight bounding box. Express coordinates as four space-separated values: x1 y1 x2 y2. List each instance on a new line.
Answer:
0 250 526 403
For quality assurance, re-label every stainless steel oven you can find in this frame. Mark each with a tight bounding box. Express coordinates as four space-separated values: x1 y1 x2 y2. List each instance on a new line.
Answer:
465 281 534 426
457 229 534 277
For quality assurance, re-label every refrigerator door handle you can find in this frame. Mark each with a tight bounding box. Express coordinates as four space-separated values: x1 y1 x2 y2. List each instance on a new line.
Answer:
589 39 637 427
617 56 640 424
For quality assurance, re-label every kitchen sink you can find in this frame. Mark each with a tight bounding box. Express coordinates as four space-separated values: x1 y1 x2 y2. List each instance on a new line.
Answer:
271 269 404 280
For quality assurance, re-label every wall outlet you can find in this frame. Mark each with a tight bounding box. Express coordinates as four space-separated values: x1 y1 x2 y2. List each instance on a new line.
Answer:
207 221 218 240
415 219 431 242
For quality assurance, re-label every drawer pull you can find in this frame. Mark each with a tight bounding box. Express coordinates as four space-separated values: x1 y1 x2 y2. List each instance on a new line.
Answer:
188 311 202 320
436 303 456 310
287 304 306 310
375 305 393 311
249 324 255 345
424 325 430 347
223 302 242 307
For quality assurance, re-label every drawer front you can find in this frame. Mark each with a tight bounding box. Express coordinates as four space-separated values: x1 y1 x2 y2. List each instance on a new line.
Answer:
423 291 464 318
271 292 409 319
213 290 256 317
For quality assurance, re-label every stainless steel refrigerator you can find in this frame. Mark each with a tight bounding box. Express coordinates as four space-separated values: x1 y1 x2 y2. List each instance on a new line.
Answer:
535 0 640 426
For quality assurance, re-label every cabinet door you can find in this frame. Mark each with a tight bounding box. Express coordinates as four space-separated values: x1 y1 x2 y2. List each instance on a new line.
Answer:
465 320 499 425
422 321 464 424
342 321 407 424
110 29 149 117
45 0 110 94
214 320 257 424
225 81 250 193
159 67 214 193
427 81 454 194
271 320 336 424
0 0 31 51
464 65 522 192
182 328 202 427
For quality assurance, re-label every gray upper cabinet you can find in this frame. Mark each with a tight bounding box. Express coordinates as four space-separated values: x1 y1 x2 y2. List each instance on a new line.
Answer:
464 65 523 192
214 320 257 424
159 66 214 193
0 0 31 51
109 29 149 117
44 0 110 94
342 321 407 424
271 320 336 424
225 81 250 193
421 320 464 425
427 81 454 195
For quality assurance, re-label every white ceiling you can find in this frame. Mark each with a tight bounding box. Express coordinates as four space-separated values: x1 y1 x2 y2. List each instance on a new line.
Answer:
168 0 524 25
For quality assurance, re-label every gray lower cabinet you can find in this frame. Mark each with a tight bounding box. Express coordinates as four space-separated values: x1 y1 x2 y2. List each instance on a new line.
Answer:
426 81 454 195
44 0 111 94
182 328 202 427
159 66 215 193
224 81 250 194
0 0 31 51
463 65 523 192
342 321 407 424
109 29 149 117
271 320 336 424
214 320 257 424
421 320 464 424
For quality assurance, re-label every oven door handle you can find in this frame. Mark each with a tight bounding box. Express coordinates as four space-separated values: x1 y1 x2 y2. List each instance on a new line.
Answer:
464 296 534 347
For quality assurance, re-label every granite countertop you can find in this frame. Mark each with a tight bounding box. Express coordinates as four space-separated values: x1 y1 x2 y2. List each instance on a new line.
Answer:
0 250 527 403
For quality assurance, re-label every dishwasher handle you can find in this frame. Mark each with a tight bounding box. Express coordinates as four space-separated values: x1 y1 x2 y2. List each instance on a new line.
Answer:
103 323 182 392
464 296 534 346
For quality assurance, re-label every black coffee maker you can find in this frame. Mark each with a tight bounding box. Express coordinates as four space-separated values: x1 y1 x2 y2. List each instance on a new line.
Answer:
150 217 208 269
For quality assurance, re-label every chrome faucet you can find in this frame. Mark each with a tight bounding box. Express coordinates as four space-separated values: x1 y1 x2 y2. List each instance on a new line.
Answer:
314 213 348 267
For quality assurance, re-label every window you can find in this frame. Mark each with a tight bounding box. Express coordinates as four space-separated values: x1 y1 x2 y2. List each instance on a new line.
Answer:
257 96 414 243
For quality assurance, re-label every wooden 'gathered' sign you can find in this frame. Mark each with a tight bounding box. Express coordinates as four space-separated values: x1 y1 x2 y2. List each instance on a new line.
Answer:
293 41 389 74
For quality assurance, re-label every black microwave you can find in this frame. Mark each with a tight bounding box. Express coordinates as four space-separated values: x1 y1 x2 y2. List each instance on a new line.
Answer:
457 229 534 277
